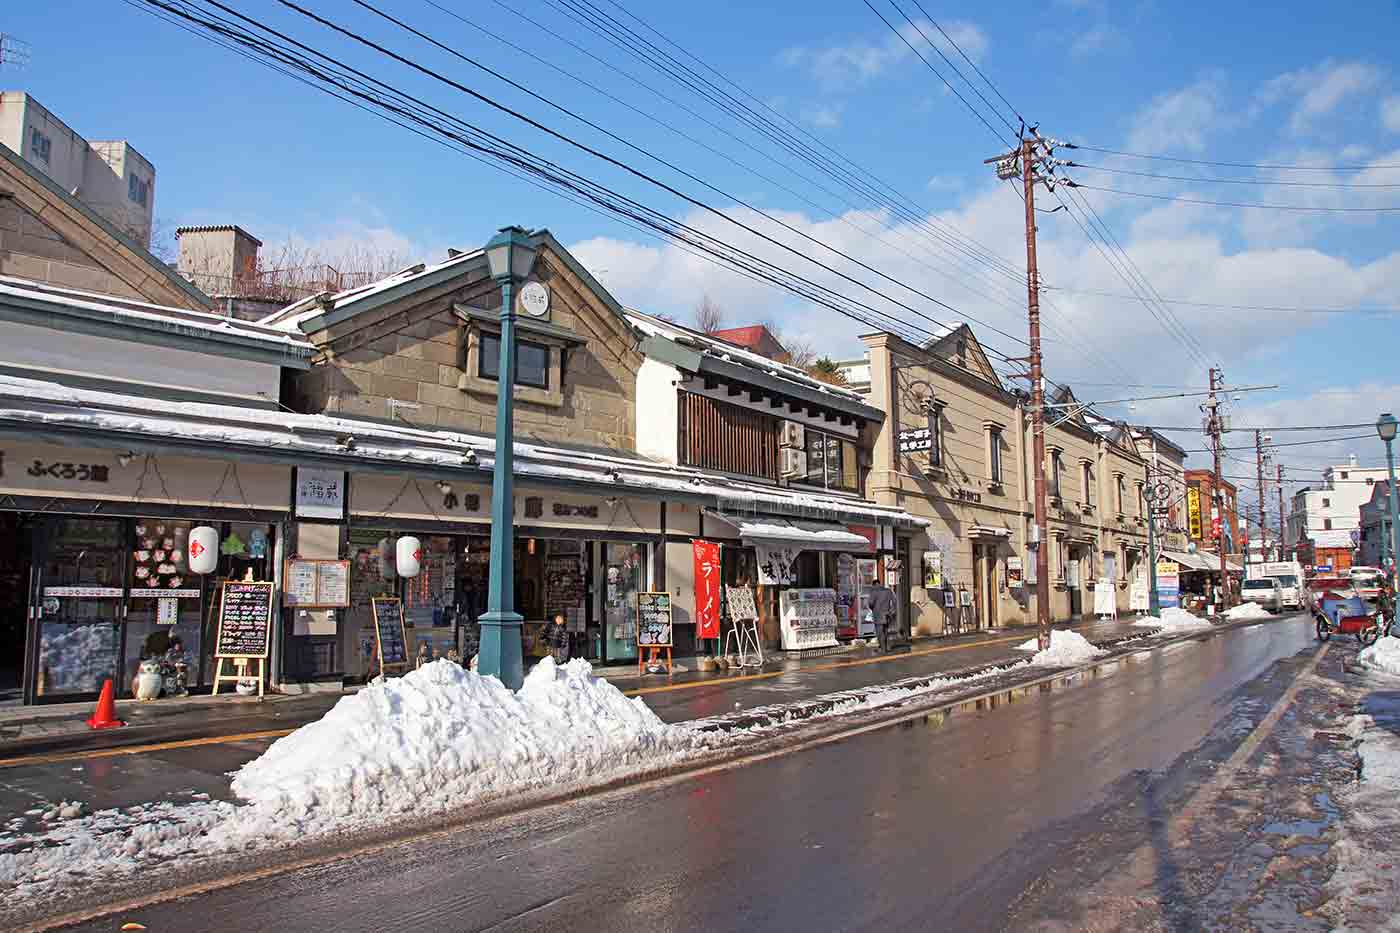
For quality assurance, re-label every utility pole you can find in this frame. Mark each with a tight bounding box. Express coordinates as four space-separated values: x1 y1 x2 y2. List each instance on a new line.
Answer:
1256 430 1267 571
1206 368 1230 610
1277 464 1286 561
1023 136 1051 651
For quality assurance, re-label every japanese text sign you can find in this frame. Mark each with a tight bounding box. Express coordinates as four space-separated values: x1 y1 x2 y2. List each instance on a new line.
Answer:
693 540 721 639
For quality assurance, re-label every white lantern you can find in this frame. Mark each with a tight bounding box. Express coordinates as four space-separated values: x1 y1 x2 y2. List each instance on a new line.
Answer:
397 535 423 579
378 537 397 580
188 526 219 575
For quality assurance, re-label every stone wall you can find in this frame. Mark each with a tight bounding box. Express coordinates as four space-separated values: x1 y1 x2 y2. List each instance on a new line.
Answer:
293 249 640 452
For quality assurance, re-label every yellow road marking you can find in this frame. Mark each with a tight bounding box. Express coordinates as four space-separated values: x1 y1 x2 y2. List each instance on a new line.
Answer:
0 628 1052 768
0 729 295 770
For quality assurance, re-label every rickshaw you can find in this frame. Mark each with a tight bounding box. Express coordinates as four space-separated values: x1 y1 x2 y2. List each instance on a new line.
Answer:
1309 575 1389 645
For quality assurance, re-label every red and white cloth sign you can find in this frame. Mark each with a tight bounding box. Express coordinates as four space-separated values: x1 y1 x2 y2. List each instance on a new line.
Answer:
693 539 722 639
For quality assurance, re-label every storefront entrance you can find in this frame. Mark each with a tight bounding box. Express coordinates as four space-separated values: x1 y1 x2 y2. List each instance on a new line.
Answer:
972 540 999 631
0 514 35 704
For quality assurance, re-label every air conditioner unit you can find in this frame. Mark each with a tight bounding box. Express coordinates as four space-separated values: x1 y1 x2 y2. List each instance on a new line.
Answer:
780 447 807 479
780 420 806 449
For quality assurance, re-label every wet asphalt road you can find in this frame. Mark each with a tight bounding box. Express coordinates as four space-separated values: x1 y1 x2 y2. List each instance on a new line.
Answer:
75 615 1318 933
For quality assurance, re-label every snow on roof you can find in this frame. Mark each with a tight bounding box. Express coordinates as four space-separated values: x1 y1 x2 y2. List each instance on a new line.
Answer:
0 374 924 528
0 276 312 350
626 309 866 402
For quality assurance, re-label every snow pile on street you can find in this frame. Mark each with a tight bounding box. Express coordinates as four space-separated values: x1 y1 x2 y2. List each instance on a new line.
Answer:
1015 629 1108 667
1133 607 1213 632
1356 635 1400 677
233 658 705 824
1224 602 1273 621
1322 693 1400 925
0 659 710 902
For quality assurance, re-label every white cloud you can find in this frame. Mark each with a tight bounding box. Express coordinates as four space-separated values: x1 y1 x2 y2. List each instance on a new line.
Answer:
1383 96 1400 133
778 19 987 90
1258 60 1382 134
1125 74 1226 154
1071 23 1123 57
800 104 843 128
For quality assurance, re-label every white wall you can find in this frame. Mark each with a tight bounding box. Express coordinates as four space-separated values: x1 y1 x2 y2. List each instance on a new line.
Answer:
635 356 680 463
0 318 283 404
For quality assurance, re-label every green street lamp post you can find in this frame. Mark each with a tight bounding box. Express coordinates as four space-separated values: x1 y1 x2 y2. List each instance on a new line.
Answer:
477 226 538 691
1378 412 1400 591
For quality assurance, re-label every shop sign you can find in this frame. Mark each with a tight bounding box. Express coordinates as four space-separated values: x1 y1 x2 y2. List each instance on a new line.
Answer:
693 540 722 639
295 467 345 519
157 597 180 625
552 502 599 519
897 427 933 453
42 586 123 598
24 459 109 482
756 544 800 585
637 592 673 647
283 559 352 608
949 487 982 503
1187 487 1202 539
846 525 878 551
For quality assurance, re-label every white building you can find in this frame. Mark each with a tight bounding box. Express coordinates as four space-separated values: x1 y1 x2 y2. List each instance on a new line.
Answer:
1286 456 1388 555
0 91 155 248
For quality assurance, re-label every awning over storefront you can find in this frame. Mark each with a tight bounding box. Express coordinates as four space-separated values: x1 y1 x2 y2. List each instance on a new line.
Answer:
1159 549 1243 573
705 511 875 552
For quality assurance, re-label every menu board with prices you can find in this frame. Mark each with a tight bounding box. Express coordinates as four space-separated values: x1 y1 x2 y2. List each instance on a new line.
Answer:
724 585 758 622
282 559 351 608
778 588 839 651
372 597 409 670
545 555 587 632
636 592 673 647
214 581 274 658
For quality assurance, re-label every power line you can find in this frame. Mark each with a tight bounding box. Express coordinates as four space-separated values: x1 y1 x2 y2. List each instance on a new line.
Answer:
1177 432 1376 453
1066 181 1400 214
1042 286 1400 316
1060 143 1400 173
1139 422 1377 433
1060 161 1400 189
909 0 1023 127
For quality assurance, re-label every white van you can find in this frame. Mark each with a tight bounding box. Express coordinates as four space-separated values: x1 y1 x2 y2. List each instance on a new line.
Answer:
1248 561 1304 611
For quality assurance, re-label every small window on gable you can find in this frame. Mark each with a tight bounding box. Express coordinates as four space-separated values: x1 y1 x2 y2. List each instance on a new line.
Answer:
479 334 549 388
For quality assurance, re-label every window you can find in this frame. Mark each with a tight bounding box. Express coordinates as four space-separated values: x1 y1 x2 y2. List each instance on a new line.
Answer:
1115 474 1126 515
1324 518 1333 530
678 392 778 480
127 173 150 207
987 426 1003 484
1342 471 1349 480
926 404 943 468
479 334 549 388
29 127 51 164
803 429 859 492
1049 450 1062 498
1323 498 1331 508
1082 462 1095 507
1136 482 1145 517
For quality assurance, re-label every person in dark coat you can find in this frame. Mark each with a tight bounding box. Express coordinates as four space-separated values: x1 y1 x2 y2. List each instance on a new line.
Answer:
865 583 898 652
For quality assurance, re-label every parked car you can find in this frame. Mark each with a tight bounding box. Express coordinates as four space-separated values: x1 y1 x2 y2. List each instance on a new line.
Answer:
1350 566 1384 602
1240 577 1283 613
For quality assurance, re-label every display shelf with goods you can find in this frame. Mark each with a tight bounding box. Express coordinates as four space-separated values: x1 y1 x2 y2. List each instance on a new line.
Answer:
779 588 840 650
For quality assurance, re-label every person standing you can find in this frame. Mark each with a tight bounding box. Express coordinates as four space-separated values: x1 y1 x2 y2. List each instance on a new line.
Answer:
865 581 897 652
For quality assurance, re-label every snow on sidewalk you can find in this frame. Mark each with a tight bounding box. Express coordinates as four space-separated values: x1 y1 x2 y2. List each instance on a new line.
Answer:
1355 635 1400 677
1224 602 1274 621
1133 607 1214 632
1322 692 1400 926
1014 629 1108 667
0 659 711 901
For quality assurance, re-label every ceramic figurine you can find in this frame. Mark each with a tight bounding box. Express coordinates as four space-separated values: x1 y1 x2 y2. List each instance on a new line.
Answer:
135 660 163 700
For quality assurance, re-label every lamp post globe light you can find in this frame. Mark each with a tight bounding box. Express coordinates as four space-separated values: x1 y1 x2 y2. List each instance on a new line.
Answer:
1378 413 1400 591
477 226 538 691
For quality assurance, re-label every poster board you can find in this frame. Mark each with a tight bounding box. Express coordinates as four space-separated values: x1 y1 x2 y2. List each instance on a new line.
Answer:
778 588 839 651
725 585 758 621
1129 579 1150 612
1094 576 1117 618
637 591 673 675
282 559 351 608
545 554 587 633
211 580 274 697
372 596 410 673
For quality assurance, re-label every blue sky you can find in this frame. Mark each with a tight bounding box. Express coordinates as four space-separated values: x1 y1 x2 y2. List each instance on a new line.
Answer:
7 0 1400 495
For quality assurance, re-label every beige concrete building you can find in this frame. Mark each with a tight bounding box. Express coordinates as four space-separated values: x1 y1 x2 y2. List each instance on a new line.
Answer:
852 326 1149 634
0 92 155 247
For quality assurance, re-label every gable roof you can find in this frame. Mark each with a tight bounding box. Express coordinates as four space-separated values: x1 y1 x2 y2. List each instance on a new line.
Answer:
0 142 211 311
259 228 628 337
628 308 882 422
921 324 1002 388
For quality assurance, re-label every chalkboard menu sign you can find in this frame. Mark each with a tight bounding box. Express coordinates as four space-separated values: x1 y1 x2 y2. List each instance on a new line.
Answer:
215 581 274 659
636 591 673 647
372 597 409 670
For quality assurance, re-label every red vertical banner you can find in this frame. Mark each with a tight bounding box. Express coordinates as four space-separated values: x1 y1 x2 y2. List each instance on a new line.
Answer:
693 539 722 639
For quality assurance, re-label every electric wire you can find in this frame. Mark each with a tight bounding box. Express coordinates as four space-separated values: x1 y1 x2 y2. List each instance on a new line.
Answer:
1061 161 1400 189
1068 182 1400 213
1061 144 1400 172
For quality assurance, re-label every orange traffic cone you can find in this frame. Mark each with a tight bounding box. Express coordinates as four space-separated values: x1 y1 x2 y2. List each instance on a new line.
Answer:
85 678 125 730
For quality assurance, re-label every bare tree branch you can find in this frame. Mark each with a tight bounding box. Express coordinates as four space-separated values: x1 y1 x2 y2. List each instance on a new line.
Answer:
695 293 726 334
